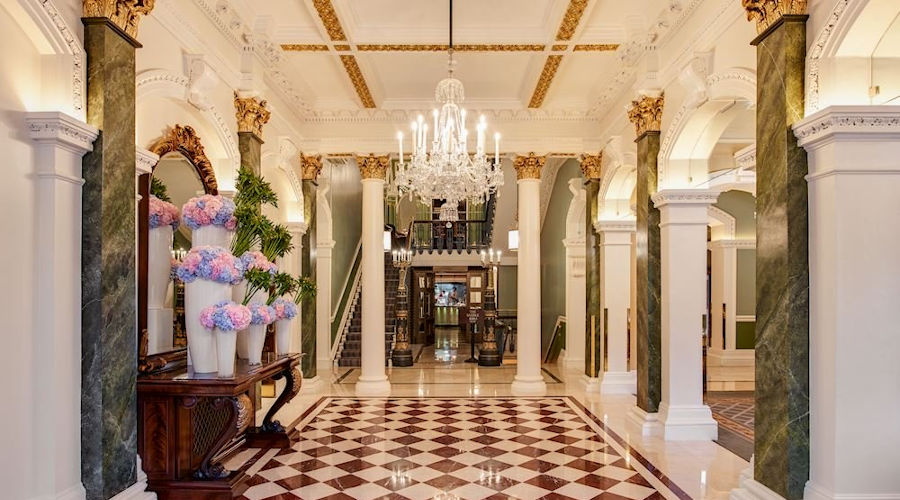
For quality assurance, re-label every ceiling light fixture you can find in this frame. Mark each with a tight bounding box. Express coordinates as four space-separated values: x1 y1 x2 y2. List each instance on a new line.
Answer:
394 0 504 223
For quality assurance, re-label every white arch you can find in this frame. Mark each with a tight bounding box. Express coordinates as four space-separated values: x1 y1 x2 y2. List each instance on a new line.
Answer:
565 178 586 242
708 205 736 241
658 68 757 188
136 69 240 174
598 138 637 218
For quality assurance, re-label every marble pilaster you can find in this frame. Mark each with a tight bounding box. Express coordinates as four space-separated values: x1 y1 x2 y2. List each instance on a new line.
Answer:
750 13 810 500
80 14 141 500
234 93 270 175
583 179 601 387
300 172 318 379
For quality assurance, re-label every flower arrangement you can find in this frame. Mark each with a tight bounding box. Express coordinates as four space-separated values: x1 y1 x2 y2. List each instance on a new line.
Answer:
267 272 317 305
182 195 237 231
259 221 294 262
231 166 279 255
248 302 276 325
149 195 180 230
271 297 298 320
240 251 277 275
199 301 252 331
176 246 245 284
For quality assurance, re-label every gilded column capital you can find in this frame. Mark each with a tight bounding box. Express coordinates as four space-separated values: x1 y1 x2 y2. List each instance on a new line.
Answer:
742 0 807 34
627 94 665 138
357 154 390 180
513 153 546 180
83 0 155 39
580 153 603 180
300 154 323 181
234 92 271 139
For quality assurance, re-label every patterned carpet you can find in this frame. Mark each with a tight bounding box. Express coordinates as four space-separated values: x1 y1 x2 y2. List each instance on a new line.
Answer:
706 392 754 460
236 397 692 500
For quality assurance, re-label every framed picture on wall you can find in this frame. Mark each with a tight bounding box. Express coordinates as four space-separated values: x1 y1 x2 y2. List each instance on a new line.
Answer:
470 291 482 304
470 276 482 288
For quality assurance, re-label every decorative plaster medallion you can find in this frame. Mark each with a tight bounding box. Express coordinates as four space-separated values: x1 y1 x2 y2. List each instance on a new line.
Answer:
742 0 807 34
627 94 665 137
234 92 271 139
356 154 390 180
301 154 324 181
580 153 603 179
514 153 546 180
82 0 155 39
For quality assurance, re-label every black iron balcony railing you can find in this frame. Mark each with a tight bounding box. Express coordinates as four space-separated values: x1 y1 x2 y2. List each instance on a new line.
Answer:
410 195 497 254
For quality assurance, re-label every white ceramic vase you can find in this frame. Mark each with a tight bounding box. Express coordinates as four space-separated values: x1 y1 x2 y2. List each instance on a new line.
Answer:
236 290 268 360
192 224 231 248
185 279 232 374
148 226 174 355
275 318 292 356
244 324 267 365
217 329 237 378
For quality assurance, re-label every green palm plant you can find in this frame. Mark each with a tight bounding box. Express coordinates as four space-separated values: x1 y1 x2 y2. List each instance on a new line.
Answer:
234 166 278 209
150 177 172 202
260 223 294 261
241 268 273 305
268 272 297 305
231 204 265 256
291 276 317 304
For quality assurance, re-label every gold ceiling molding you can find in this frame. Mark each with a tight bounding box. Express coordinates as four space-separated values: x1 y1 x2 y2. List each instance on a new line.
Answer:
355 44 546 52
281 44 330 51
627 94 665 137
312 0 347 41
82 0 155 39
300 154 324 180
513 153 547 180
552 44 568 51
340 55 376 108
580 153 603 179
334 44 352 51
555 0 589 41
356 154 390 179
234 92 271 138
573 44 619 52
528 55 563 108
743 0 807 34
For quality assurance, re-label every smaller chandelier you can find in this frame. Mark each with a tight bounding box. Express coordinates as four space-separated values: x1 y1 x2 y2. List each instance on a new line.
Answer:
394 0 504 222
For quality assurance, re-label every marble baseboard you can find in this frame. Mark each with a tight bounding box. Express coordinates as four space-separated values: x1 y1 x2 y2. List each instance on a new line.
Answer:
107 481 154 500
601 370 637 395
626 405 662 437
581 374 601 393
732 467 786 500
659 402 718 441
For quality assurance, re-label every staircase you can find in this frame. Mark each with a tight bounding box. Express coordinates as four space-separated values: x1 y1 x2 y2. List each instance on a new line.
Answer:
336 252 400 367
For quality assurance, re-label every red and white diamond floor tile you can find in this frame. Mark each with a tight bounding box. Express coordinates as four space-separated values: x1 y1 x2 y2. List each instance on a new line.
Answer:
237 397 690 500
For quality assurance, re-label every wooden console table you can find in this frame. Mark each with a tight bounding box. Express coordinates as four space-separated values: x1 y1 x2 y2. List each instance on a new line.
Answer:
137 353 301 500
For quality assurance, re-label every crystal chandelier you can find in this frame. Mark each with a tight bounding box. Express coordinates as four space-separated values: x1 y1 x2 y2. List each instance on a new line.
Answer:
394 0 504 222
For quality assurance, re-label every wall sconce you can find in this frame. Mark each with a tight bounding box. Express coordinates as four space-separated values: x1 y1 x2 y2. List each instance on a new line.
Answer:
508 229 519 251
384 229 392 252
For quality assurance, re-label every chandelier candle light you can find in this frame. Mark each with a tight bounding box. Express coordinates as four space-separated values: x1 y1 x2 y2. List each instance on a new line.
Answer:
394 0 504 222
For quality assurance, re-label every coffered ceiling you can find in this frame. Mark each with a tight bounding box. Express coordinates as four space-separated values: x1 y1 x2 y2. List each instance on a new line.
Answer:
246 0 649 114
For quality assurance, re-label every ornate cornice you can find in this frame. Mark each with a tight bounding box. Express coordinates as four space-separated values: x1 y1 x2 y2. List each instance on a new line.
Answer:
806 0 851 114
149 125 218 193
627 94 665 138
742 0 807 35
595 220 637 233
340 55 376 109
356 154 390 180
301 154 323 181
286 221 309 235
580 153 603 179
234 92 271 139
82 0 155 40
25 111 98 154
528 55 563 108
514 153 546 180
555 0 589 41
651 189 719 207
709 239 756 249
734 144 757 170
793 106 900 149
135 147 159 175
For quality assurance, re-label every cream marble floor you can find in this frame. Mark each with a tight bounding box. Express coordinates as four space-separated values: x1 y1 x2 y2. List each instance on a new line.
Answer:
261 362 747 500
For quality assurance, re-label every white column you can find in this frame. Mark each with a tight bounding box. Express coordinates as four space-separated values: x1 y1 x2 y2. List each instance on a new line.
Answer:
597 220 637 394
356 158 391 396
563 237 585 372
794 106 900 500
316 240 335 373
707 239 755 392
511 156 547 395
653 189 718 441
25 111 98 500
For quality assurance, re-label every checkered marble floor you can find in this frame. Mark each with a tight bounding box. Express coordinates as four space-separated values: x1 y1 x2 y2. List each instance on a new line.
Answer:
238 397 691 500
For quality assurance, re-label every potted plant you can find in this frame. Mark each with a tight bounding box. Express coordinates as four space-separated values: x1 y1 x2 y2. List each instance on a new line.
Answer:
199 301 251 377
147 189 179 354
181 194 237 248
244 302 276 365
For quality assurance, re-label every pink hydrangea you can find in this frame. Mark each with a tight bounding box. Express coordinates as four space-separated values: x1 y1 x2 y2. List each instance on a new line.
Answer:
199 301 252 331
149 196 180 229
181 195 237 230
176 246 245 284
248 302 277 325
240 251 278 275
271 298 298 320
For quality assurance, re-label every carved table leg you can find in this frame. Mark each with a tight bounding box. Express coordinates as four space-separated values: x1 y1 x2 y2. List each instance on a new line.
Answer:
245 366 301 448
187 394 252 480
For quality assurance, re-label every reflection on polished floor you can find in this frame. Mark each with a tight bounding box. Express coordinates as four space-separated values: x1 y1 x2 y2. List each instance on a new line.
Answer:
232 361 748 499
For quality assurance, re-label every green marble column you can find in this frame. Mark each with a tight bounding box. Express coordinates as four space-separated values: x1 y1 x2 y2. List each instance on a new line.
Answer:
634 128 662 414
582 155 602 379
300 178 317 378
751 14 810 499
234 93 270 176
239 133 262 175
80 17 140 500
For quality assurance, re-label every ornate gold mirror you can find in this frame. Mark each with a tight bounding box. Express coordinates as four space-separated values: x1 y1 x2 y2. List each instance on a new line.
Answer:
138 125 218 373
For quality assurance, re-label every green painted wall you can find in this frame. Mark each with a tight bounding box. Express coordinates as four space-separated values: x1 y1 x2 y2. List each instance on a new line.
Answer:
497 266 517 311
715 190 756 239
540 159 581 356
737 248 756 315
715 190 757 348
325 162 363 312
